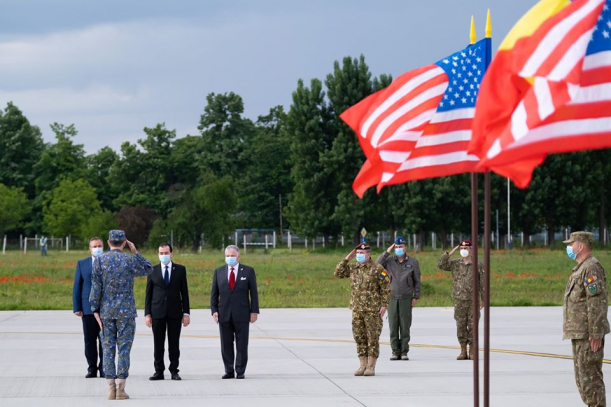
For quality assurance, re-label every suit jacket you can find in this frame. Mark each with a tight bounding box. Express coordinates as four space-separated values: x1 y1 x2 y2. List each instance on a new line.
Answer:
210 264 259 323
73 257 95 315
145 263 190 319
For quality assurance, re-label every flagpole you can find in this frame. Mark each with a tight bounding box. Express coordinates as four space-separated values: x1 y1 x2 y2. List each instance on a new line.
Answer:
483 9 492 407
469 16 480 407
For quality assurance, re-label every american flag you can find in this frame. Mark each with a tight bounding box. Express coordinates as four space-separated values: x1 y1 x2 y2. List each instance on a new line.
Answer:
341 39 489 197
474 0 611 173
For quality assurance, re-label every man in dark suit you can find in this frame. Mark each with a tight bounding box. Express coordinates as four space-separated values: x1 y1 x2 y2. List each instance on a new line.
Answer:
210 244 259 379
145 243 190 381
73 237 105 378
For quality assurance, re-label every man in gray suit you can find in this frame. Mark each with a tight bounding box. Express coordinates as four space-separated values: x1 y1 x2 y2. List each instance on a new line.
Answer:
73 237 105 378
210 245 259 379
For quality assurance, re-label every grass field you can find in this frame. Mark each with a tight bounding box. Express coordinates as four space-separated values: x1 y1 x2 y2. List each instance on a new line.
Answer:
0 247 609 310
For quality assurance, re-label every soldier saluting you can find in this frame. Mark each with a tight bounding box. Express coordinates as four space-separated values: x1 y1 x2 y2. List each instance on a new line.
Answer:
335 243 390 377
437 240 484 360
90 230 154 400
563 231 609 407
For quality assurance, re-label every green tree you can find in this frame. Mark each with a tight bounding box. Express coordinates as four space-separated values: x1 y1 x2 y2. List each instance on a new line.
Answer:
43 179 102 239
115 205 157 246
0 102 44 197
110 124 177 214
239 106 292 228
285 79 337 241
198 92 255 180
80 210 118 244
168 175 236 250
0 184 29 236
85 147 119 210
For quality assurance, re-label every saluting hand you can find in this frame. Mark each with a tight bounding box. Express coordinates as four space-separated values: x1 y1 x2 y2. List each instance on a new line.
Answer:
345 249 356 261
386 243 395 254
449 245 460 256
125 240 138 254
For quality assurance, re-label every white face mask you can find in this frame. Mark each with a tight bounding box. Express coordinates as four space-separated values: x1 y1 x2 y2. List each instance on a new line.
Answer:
91 247 103 257
460 249 470 258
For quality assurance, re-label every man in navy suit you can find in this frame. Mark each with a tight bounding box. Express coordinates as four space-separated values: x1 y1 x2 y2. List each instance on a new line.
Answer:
73 237 105 378
145 243 190 381
210 245 259 379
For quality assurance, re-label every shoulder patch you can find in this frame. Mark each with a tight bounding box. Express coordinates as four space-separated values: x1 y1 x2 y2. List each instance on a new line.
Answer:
588 284 599 295
584 275 598 287
379 270 389 280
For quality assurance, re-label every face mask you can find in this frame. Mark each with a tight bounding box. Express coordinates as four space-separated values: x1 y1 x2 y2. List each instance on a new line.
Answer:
225 256 238 266
566 246 579 261
355 253 367 263
159 255 171 265
460 249 470 258
91 247 103 257
395 248 405 257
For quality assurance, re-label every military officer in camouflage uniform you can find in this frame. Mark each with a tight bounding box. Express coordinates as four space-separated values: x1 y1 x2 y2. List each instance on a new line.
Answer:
377 236 421 360
335 243 391 377
90 230 153 400
563 231 610 407
437 240 484 360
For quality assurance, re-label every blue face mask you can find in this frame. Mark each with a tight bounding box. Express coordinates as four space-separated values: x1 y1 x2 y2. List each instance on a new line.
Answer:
225 256 238 267
395 248 405 257
566 246 578 261
159 254 171 265
355 253 367 263
91 247 103 257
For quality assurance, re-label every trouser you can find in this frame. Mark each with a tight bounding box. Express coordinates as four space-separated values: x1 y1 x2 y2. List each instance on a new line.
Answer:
352 311 383 358
572 338 606 407
219 317 250 375
101 317 136 379
152 317 182 374
41 246 47 256
454 299 479 345
388 298 413 356
82 314 103 373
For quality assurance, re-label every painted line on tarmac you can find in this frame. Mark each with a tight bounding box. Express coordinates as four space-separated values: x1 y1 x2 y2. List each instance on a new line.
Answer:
2 330 608 364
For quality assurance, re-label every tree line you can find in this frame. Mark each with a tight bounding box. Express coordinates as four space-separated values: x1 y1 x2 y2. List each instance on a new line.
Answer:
1 55 609 250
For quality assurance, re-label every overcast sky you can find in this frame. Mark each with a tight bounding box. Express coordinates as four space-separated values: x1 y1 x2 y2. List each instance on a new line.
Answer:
0 0 537 154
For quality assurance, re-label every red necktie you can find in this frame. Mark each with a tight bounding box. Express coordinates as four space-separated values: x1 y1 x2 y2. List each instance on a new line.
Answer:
229 267 235 291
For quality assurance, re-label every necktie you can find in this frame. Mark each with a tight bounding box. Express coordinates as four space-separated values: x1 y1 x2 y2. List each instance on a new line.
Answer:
164 266 170 286
229 267 235 290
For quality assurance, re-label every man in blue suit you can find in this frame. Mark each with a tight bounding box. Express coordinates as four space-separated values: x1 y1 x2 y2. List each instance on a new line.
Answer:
73 237 105 378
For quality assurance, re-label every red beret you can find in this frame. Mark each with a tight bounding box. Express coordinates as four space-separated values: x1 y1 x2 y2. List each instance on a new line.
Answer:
460 240 472 247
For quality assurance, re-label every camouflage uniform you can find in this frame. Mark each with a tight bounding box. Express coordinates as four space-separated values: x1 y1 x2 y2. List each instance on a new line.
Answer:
90 244 153 380
438 252 484 346
335 258 391 358
563 235 610 407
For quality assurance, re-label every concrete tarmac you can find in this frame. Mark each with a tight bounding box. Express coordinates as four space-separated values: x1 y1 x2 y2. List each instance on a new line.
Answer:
0 307 608 406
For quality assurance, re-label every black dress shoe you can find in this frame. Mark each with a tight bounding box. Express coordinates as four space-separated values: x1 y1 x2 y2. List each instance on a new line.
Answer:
236 374 245 379
149 373 165 381
171 373 181 380
222 373 235 379
85 372 96 378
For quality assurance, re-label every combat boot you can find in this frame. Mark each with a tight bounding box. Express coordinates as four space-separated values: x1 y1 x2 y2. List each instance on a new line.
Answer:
457 344 468 360
354 356 368 376
363 357 377 376
115 379 129 400
107 379 116 400
468 344 476 360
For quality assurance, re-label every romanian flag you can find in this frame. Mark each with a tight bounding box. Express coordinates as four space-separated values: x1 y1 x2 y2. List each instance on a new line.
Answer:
380 269 389 281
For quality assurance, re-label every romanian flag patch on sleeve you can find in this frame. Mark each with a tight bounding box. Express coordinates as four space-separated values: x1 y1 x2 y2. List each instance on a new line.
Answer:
380 270 389 280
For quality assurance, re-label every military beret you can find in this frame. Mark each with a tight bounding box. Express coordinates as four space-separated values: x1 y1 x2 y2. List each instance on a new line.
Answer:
355 243 371 251
460 240 472 247
395 236 406 245
563 231 593 245
109 230 126 241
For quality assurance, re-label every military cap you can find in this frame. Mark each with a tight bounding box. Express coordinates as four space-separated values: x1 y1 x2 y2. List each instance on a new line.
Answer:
109 230 126 241
460 240 472 247
355 243 371 251
563 231 593 245
395 236 406 245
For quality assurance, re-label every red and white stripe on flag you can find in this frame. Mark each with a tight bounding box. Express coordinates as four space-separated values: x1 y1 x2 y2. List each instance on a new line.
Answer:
477 0 609 170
